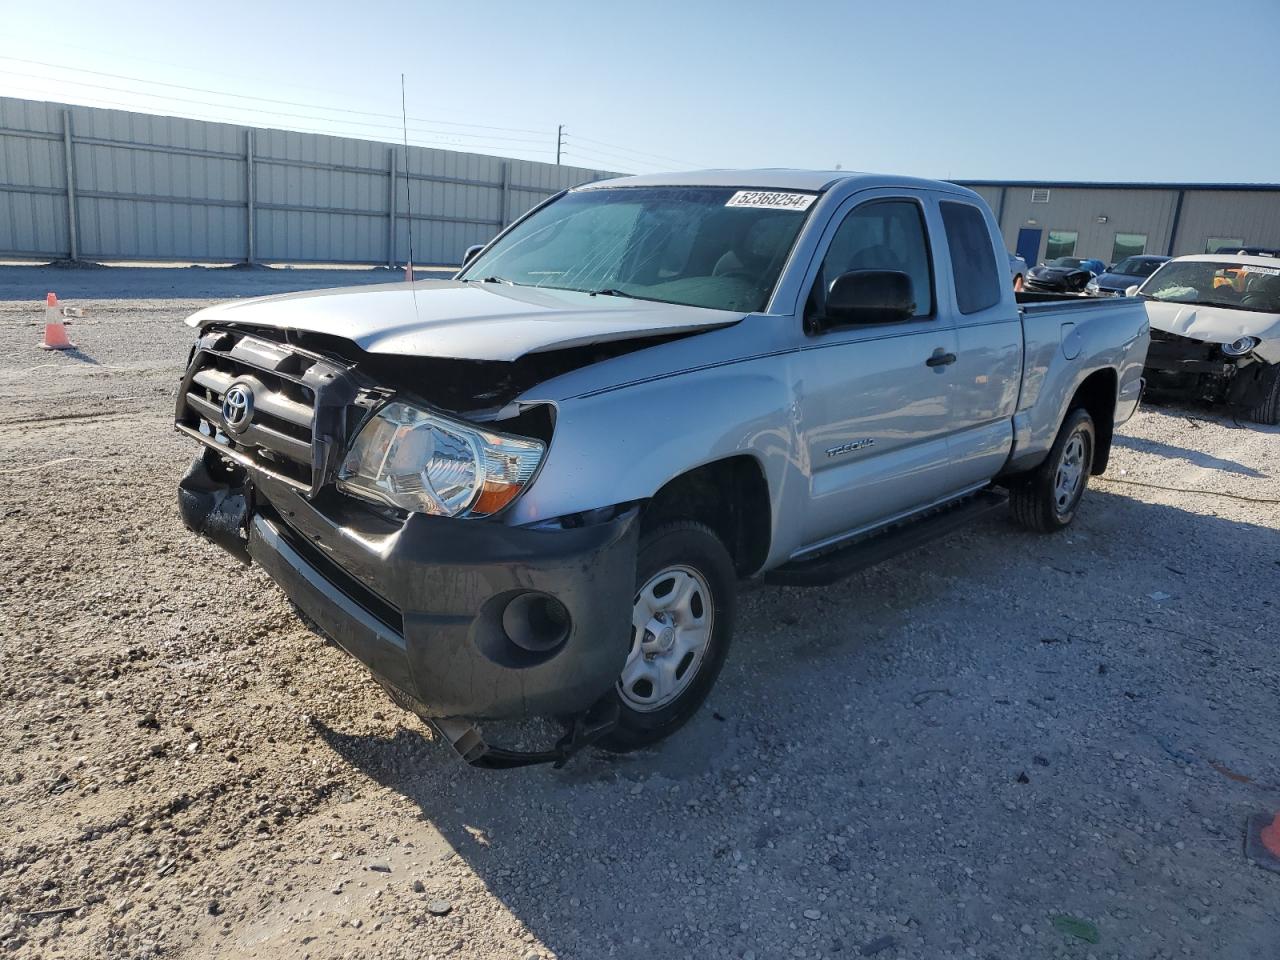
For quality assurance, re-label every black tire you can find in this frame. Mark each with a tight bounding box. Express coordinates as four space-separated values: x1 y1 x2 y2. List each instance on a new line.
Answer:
1009 407 1096 533
598 522 736 752
1246 363 1280 425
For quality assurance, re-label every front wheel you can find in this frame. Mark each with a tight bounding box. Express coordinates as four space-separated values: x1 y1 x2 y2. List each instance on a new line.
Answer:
1246 363 1280 425
1009 408 1096 533
598 522 736 752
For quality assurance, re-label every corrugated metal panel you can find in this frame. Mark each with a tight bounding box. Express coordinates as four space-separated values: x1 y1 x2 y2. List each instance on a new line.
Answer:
0 95 615 263
1 98 68 255
994 186 1181 263
1172 192 1280 256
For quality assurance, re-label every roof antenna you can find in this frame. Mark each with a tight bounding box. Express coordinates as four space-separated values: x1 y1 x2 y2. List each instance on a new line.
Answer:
400 73 417 290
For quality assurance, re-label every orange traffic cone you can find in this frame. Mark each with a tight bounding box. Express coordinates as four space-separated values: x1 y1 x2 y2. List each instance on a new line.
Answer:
1247 811 1280 874
1262 814 1280 856
404 261 413 282
39 292 76 350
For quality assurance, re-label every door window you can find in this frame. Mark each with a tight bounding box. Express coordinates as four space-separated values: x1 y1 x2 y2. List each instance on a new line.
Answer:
816 200 934 319
940 201 1002 314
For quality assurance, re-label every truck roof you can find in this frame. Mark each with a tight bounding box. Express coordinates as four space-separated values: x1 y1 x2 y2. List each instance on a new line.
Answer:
578 168 977 197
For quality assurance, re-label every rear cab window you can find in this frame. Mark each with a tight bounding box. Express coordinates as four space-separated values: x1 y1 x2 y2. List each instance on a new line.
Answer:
940 201 1002 314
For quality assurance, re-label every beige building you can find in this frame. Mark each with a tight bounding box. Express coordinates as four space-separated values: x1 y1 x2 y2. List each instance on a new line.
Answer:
956 181 1280 267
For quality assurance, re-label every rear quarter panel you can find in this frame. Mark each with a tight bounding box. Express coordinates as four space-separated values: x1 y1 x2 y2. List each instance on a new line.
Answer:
1012 299 1149 467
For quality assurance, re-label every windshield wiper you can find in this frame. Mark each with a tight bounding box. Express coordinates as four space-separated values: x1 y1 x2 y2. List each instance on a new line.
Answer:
588 288 636 299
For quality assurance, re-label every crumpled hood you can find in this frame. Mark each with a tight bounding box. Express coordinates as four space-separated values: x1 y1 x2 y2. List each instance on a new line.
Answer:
185 280 745 361
1145 300 1280 362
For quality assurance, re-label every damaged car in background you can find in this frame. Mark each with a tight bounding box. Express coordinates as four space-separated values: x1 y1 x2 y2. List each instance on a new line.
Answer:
1136 254 1280 423
174 170 1149 768
1024 256 1107 295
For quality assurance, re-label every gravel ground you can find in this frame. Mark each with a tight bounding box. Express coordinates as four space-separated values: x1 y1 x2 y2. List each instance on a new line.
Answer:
1 275 1278 960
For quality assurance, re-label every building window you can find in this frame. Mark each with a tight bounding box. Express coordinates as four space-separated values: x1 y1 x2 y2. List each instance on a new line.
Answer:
1045 230 1077 259
1111 233 1147 262
1205 236 1244 254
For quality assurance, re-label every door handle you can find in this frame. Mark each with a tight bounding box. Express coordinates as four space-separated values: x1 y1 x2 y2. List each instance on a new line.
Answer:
926 351 957 367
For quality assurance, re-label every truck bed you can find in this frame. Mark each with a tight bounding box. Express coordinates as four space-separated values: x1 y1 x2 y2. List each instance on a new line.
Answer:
1016 291 1140 315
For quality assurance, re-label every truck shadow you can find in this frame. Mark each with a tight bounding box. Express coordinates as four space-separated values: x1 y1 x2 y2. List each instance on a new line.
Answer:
1113 433 1267 477
310 488 1280 960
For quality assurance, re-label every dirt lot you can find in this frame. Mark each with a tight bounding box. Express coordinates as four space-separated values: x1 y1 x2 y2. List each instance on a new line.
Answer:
1 270 1278 960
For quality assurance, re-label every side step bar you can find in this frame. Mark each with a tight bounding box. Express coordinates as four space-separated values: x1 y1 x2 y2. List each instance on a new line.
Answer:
765 489 1008 588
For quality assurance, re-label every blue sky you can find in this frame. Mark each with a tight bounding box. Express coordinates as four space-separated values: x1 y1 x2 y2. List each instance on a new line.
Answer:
2 0 1277 182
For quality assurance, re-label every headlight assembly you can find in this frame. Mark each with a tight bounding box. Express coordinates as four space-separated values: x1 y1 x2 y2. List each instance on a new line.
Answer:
337 401 544 517
1222 336 1260 357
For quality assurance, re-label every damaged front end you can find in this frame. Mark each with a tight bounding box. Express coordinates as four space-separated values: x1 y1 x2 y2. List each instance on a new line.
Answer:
1143 328 1275 411
174 322 645 767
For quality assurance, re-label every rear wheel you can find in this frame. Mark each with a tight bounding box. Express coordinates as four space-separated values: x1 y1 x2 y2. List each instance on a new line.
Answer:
599 522 736 752
1246 363 1280 425
1009 408 1096 533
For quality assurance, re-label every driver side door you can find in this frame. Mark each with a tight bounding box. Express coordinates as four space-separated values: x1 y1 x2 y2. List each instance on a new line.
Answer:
792 192 960 551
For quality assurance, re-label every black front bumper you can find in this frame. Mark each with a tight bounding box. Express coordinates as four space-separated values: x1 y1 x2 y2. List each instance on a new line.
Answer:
1023 276 1075 294
1142 332 1275 409
1144 331 1230 376
179 452 639 721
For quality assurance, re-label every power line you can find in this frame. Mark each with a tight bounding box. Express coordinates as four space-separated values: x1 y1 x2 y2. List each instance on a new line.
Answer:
561 153 651 176
0 81 559 160
560 139 688 172
0 68 554 146
0 55 552 136
0 55 708 172
564 132 707 169
560 144 666 173
0 47 709 171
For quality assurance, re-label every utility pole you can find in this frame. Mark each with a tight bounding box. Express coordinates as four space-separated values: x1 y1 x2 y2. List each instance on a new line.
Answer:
556 124 564 165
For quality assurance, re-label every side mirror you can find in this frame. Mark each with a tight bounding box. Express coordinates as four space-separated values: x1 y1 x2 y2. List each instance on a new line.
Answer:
462 243 485 267
1124 285 1140 297
819 270 916 328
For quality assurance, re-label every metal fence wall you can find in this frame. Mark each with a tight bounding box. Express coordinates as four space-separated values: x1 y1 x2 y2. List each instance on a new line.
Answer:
0 96 617 266
958 180 1280 262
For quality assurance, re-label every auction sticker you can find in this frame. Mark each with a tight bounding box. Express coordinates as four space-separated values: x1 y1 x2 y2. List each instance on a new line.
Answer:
725 190 816 211
1241 264 1280 276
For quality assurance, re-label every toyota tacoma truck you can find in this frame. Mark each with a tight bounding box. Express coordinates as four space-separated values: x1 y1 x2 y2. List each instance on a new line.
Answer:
175 170 1150 767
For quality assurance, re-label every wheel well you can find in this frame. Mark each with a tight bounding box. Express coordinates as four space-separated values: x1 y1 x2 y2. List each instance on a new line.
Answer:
1069 368 1117 474
643 457 771 577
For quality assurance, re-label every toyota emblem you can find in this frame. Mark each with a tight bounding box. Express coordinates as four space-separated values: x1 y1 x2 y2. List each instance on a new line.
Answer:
221 383 254 432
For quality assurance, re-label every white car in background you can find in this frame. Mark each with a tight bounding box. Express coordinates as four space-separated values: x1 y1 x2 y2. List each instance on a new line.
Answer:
1137 254 1280 423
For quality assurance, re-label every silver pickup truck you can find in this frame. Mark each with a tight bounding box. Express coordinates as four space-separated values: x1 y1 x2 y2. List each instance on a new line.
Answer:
175 170 1149 767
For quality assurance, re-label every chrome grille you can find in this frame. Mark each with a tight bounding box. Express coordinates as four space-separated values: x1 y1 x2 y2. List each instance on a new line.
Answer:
175 328 365 494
